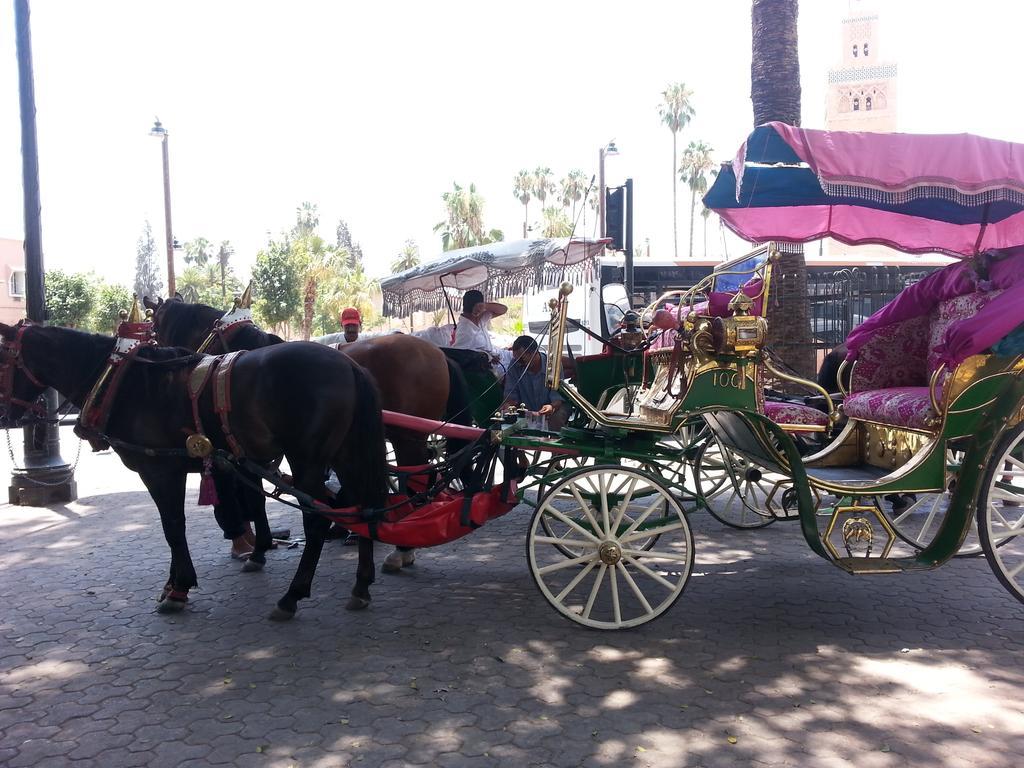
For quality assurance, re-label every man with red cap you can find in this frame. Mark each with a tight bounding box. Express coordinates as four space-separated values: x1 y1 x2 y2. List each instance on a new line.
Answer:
339 307 361 345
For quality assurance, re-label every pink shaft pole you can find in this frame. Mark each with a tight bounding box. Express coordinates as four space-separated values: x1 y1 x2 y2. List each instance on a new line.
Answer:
382 410 486 441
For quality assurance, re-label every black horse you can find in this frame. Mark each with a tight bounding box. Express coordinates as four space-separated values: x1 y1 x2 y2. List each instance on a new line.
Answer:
0 321 387 619
145 295 476 572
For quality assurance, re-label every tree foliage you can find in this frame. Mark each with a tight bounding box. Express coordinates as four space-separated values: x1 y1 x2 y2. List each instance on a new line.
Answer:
92 281 132 333
434 183 503 251
678 140 715 258
252 239 302 330
133 221 164 301
45 269 95 328
659 82 697 259
391 240 420 274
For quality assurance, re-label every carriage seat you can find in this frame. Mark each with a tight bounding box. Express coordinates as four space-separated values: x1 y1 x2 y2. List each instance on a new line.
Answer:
763 400 830 430
843 289 1002 430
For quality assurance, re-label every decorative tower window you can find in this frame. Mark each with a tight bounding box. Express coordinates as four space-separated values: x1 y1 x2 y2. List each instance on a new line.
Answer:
853 97 860 111
864 42 870 57
866 96 873 110
852 44 859 57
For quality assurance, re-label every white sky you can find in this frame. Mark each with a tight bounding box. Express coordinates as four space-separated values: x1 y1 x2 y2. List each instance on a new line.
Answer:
1 0 1022 285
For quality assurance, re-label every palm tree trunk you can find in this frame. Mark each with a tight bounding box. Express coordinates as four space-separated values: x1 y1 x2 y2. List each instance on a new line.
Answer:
751 0 813 378
220 262 226 300
523 201 528 238
672 131 678 260
302 278 316 341
688 187 697 258
703 214 709 257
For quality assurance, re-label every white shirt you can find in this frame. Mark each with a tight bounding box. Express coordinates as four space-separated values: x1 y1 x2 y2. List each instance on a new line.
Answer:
453 313 512 374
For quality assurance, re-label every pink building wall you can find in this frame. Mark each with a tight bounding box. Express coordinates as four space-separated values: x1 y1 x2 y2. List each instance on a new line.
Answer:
0 239 27 325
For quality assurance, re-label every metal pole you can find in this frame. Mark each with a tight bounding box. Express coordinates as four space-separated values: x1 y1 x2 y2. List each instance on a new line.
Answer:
624 178 634 304
598 146 606 239
160 133 175 295
10 0 76 505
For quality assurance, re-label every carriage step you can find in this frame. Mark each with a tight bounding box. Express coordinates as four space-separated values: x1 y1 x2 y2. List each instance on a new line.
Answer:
833 557 906 575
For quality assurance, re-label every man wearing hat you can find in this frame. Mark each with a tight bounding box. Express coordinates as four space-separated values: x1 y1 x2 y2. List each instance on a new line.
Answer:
339 307 362 345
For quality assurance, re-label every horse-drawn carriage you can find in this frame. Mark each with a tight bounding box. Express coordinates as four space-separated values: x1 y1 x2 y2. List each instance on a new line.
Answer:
3 123 1022 631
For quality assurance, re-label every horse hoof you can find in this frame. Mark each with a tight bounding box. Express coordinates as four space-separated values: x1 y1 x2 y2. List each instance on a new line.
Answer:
242 558 264 573
268 606 296 622
381 560 402 574
346 596 370 611
157 597 187 614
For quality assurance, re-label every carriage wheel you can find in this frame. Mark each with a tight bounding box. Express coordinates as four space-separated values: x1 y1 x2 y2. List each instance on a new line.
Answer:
528 465 694 629
977 424 1024 605
693 436 777 529
886 450 982 557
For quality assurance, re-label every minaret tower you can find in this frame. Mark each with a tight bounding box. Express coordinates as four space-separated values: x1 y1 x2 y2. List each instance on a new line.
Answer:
825 0 898 132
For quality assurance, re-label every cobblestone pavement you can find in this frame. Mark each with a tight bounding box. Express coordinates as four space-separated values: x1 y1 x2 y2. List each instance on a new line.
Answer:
0 430 1022 767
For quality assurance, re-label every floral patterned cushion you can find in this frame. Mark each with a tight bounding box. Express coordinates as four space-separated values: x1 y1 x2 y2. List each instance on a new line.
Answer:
843 387 935 430
926 289 1003 372
850 315 931 392
764 400 829 429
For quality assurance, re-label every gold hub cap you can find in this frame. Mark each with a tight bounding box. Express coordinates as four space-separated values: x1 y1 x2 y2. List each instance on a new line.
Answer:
598 541 622 565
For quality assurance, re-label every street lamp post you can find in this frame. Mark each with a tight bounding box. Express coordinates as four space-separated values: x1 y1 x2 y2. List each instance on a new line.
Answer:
10 0 76 505
597 140 619 239
150 119 175 296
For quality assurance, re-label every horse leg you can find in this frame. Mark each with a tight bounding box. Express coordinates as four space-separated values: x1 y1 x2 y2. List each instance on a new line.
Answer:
382 432 426 574
211 470 252 561
349 535 376 610
139 467 195 613
240 474 273 573
269 464 332 621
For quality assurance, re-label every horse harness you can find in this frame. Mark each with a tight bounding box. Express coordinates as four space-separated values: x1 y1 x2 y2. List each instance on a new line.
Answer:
0 321 49 417
196 305 254 354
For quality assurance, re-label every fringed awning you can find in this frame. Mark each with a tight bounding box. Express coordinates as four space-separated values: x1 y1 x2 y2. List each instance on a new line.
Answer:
380 237 609 317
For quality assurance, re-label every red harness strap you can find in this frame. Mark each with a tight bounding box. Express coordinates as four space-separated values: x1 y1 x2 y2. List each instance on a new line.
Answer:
185 351 247 458
0 322 48 417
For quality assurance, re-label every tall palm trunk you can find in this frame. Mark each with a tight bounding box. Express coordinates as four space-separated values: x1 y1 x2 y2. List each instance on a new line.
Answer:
689 187 697 258
672 131 678 259
220 262 226 301
751 0 813 377
523 201 528 238
302 278 317 341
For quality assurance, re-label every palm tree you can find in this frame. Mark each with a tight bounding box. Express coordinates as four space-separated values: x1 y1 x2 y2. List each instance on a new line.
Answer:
560 169 588 226
678 140 715 258
659 82 696 259
184 237 212 268
751 0 812 376
532 167 556 211
433 182 501 251
513 170 533 238
216 241 234 301
391 239 421 274
541 207 572 238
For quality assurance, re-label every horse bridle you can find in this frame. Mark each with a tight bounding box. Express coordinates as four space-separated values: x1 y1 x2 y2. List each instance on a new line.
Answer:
0 320 48 417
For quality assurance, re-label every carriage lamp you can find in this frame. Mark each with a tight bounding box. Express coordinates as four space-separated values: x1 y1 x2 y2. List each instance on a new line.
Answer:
717 293 767 356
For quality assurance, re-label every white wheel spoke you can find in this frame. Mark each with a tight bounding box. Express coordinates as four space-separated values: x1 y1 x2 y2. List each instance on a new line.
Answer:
622 548 692 563
568 483 604 538
599 473 611 537
533 535 595 549
609 565 622 626
610 476 639 536
555 560 598 602
620 520 686 543
541 504 602 544
620 494 671 539
537 551 596 575
582 564 607 619
622 554 678 591
616 562 653 613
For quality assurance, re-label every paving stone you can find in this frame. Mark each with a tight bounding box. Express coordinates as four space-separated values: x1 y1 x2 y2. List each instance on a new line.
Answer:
0 452 1021 768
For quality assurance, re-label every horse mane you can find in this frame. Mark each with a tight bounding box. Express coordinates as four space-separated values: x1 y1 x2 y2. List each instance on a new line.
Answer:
159 301 223 347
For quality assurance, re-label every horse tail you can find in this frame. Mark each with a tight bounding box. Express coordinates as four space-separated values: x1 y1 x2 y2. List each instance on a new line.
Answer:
336 362 388 509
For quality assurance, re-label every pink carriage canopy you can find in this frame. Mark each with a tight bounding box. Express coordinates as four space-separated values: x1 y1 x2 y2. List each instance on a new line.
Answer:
704 122 1024 258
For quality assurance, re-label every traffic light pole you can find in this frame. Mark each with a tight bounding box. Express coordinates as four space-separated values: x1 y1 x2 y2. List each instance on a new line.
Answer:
10 0 77 505
624 178 634 305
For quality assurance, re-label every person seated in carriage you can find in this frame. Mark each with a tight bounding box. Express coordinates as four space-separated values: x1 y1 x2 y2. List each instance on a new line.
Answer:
453 289 513 374
501 335 567 431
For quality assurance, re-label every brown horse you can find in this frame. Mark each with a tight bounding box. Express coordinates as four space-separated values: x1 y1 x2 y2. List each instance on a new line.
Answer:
0 321 388 619
145 296 473 570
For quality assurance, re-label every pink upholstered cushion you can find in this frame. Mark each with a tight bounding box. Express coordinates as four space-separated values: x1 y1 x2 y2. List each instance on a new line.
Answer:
926 289 1004 372
849 315 931 392
764 400 829 429
843 387 935 430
